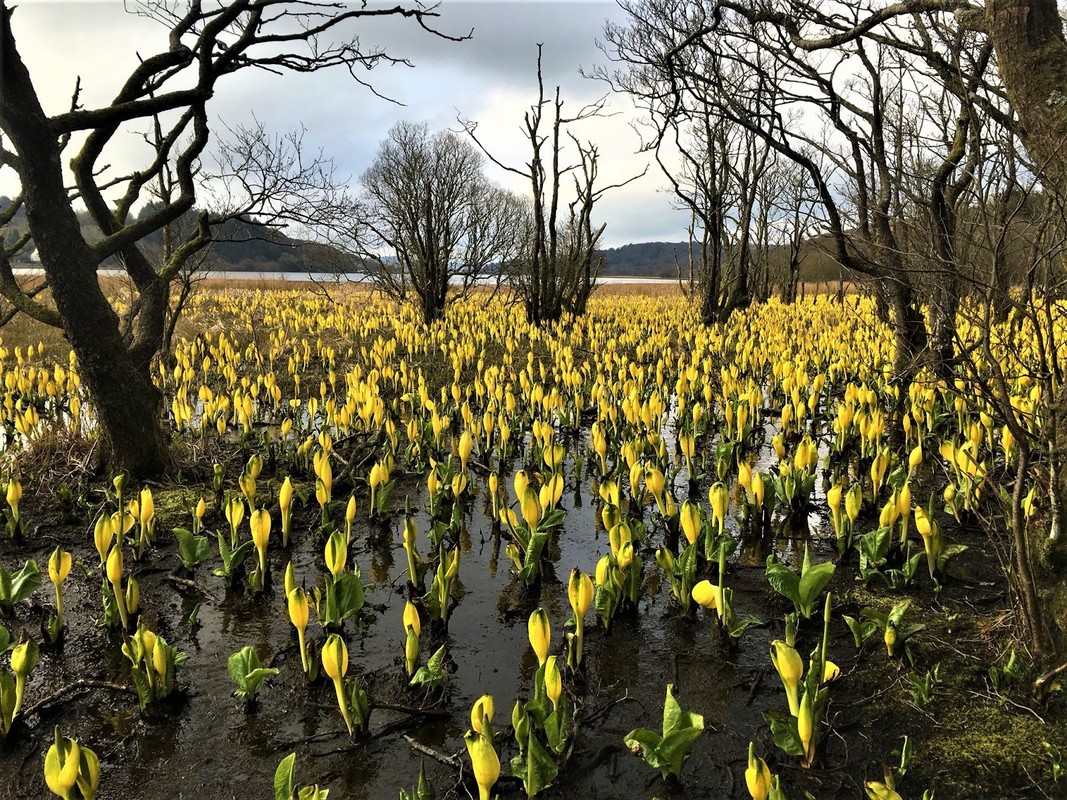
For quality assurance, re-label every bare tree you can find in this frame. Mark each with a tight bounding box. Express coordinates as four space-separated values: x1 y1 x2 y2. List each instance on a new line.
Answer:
464 46 645 325
356 121 526 324
0 0 463 476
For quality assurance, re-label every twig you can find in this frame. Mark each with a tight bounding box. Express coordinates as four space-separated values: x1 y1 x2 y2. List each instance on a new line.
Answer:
372 702 450 718
22 679 135 719
1034 659 1067 702
580 691 639 724
745 668 765 706
165 573 221 603
403 734 461 768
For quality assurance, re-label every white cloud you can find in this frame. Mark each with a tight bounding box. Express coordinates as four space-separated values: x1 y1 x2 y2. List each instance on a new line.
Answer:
2 1 689 248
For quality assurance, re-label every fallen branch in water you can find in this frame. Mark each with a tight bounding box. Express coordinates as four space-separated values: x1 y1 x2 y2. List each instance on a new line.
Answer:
22 679 135 719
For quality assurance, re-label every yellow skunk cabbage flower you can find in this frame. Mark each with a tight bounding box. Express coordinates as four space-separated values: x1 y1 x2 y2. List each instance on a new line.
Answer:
6 477 21 523
225 495 245 541
738 461 754 502
823 661 841 682
464 729 501 800
826 484 842 514
679 501 701 546
769 640 803 716
404 624 419 678
345 495 357 541
49 547 72 631
10 636 39 718
284 562 296 597
324 530 347 579
545 655 562 711
279 477 294 546
598 478 619 507
568 568 594 617
908 443 923 473
514 469 530 500
520 487 541 531
488 472 500 518
568 568 593 666
865 781 904 800
470 694 494 735
772 433 786 460
138 487 155 538
540 472 564 511
595 554 612 586
93 515 114 567
250 508 271 578
797 689 815 766
897 483 911 517
645 466 666 511
403 599 421 638
708 482 729 535
459 430 473 472
845 485 862 525
452 473 469 499
745 741 771 800
152 635 167 680
44 727 83 799
752 471 766 509
691 579 720 611
322 633 353 735
125 576 140 616
528 608 551 666
106 546 129 630
914 505 932 538
287 587 310 675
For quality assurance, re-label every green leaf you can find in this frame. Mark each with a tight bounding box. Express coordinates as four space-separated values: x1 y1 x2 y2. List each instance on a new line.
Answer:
797 559 835 618
662 683 703 736
0 623 10 654
175 527 211 570
624 728 668 770
333 573 366 621
658 726 704 779
409 645 447 687
130 665 152 710
275 753 297 800
843 615 876 648
0 669 15 733
859 526 892 567
763 709 805 756
887 600 912 627
523 730 558 795
4 559 41 607
229 646 258 690
765 556 801 607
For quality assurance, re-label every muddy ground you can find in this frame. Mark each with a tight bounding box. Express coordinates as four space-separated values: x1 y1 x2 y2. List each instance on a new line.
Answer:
0 448 1064 800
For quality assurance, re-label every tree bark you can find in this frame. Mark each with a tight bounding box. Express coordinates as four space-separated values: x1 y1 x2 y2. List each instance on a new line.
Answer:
988 1 1067 191
0 4 169 476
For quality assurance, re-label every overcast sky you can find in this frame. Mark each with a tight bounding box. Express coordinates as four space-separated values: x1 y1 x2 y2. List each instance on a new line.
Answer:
4 1 688 248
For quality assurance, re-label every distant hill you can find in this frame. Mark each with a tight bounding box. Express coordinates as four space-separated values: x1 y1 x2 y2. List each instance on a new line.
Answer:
599 242 699 278
1 197 359 273
2 197 844 282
